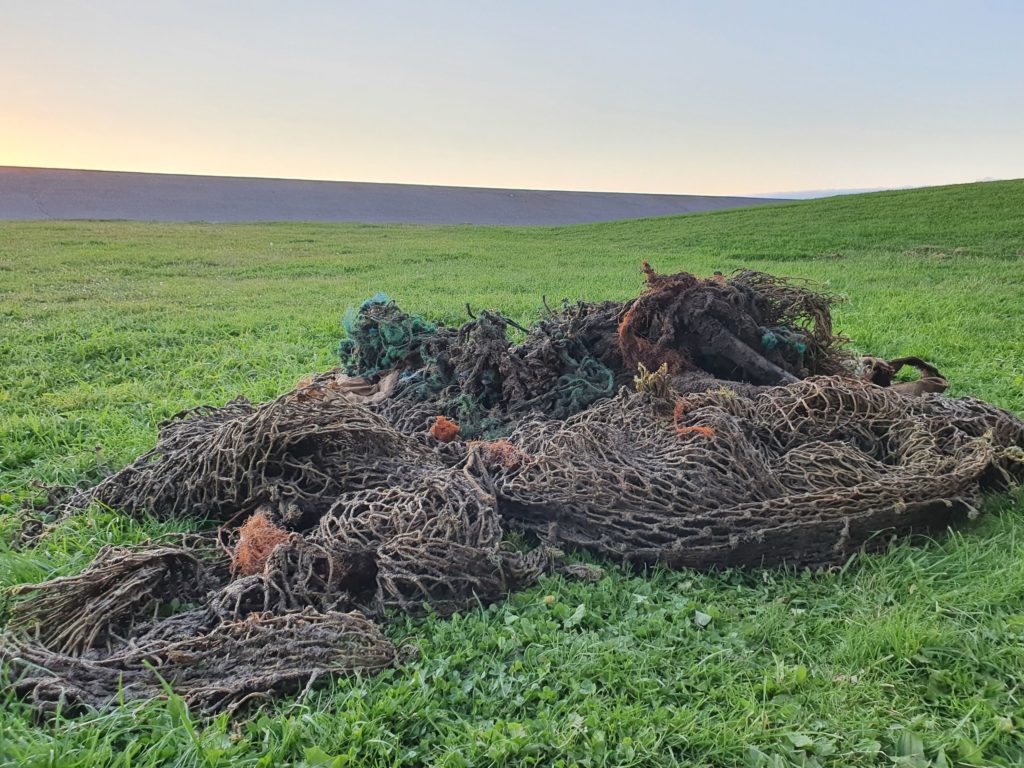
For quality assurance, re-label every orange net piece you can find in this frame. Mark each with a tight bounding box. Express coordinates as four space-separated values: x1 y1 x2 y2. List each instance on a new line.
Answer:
475 439 529 469
429 416 460 442
232 510 291 576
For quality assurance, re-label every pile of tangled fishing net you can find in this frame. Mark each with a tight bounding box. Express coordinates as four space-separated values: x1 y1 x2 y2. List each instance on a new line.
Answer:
335 266 851 441
4 265 1024 716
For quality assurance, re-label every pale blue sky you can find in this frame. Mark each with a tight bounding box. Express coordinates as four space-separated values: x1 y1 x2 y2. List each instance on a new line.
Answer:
2 1 1022 195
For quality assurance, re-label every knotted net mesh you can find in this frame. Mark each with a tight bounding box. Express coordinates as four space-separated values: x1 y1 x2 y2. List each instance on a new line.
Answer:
3 266 1023 715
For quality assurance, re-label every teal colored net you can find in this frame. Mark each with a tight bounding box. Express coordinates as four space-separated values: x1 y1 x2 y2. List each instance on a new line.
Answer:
339 299 619 438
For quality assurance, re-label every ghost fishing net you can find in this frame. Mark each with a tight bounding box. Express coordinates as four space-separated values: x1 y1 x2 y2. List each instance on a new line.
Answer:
494 378 1024 570
4 265 1024 716
338 295 622 440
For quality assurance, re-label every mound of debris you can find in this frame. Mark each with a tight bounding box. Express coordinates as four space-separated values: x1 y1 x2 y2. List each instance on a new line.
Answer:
4 265 1023 716
336 265 850 441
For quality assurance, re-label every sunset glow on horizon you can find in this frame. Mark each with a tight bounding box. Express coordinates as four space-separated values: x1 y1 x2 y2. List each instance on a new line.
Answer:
3 1 1023 196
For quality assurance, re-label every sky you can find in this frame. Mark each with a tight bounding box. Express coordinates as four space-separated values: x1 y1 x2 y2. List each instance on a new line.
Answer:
2 1 1022 196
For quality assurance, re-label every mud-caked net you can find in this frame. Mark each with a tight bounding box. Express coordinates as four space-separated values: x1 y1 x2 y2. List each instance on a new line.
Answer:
3 265 1024 716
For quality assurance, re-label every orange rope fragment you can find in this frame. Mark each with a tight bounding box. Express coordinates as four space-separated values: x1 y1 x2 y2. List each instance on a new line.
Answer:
672 398 690 423
676 425 716 438
673 397 713 437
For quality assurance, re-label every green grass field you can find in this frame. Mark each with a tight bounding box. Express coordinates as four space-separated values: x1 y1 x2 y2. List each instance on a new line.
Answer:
2 180 1024 767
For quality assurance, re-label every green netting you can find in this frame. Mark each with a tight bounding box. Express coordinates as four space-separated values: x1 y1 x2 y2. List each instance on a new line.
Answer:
340 300 618 439
338 295 440 377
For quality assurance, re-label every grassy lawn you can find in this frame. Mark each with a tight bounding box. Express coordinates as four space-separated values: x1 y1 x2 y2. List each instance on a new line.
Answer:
1 179 1024 767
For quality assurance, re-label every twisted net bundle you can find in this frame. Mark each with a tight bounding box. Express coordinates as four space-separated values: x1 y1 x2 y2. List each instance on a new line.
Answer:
4 265 1023 716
